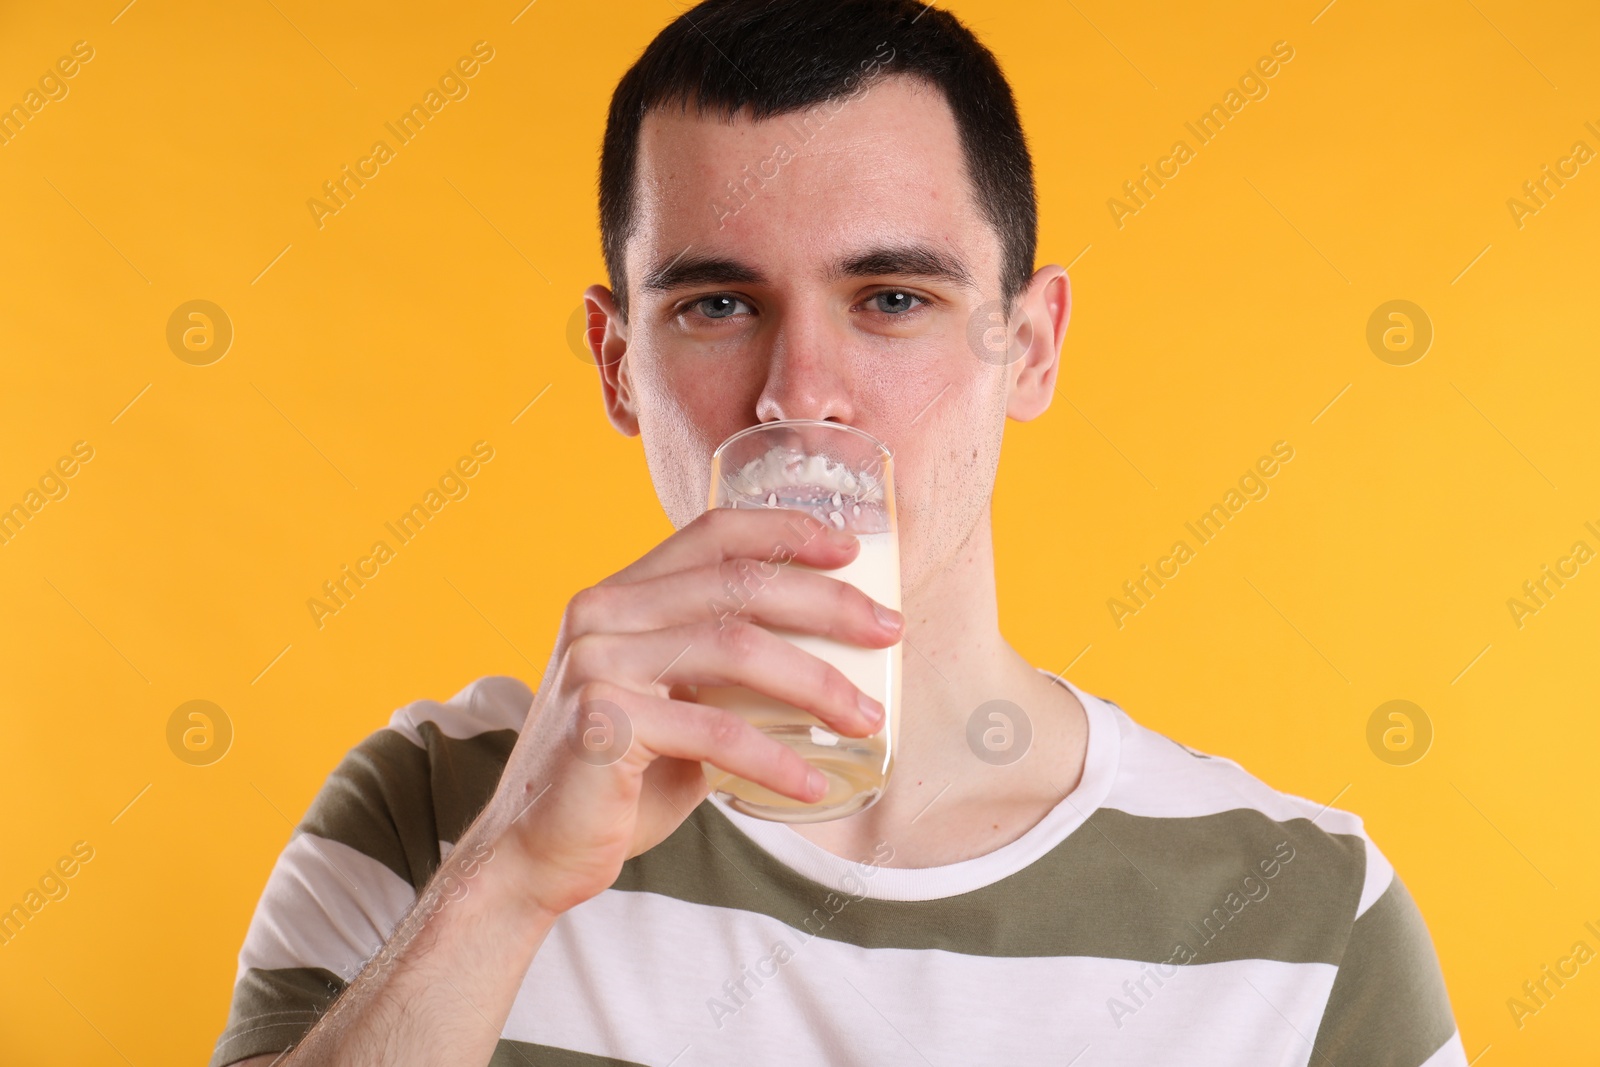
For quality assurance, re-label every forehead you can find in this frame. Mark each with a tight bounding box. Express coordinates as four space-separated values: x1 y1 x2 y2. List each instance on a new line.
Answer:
629 74 994 289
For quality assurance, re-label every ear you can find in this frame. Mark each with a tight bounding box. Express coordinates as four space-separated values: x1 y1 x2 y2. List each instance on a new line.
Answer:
1004 264 1071 422
584 283 639 437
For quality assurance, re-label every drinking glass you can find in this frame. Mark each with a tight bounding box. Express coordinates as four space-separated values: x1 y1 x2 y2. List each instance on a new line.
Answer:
698 419 901 822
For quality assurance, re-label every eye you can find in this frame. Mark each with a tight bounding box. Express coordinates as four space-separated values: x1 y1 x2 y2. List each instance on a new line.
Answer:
688 294 752 320
867 290 924 315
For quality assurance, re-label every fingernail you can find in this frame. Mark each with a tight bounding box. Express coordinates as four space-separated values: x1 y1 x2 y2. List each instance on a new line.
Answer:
807 768 827 799
874 603 902 630
858 690 885 727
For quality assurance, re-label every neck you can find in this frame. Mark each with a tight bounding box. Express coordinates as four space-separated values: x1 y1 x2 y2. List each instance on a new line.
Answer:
789 510 1091 864
899 511 1010 740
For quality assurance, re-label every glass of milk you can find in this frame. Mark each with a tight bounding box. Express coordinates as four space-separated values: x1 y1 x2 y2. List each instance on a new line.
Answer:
698 419 901 822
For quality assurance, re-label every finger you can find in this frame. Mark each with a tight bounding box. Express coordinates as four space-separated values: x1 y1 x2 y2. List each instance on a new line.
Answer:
598 506 860 587
585 681 826 803
567 621 885 737
565 557 903 646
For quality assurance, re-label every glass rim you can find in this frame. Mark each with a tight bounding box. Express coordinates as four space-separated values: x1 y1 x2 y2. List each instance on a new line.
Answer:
710 418 894 465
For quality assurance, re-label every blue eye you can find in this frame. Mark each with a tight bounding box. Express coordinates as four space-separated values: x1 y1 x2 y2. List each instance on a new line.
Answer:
694 295 749 319
871 291 921 314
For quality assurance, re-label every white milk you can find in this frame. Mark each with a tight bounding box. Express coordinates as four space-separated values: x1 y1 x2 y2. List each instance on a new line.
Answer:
699 530 902 820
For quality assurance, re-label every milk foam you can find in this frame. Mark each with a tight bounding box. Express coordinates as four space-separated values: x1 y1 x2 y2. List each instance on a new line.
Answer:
720 444 890 534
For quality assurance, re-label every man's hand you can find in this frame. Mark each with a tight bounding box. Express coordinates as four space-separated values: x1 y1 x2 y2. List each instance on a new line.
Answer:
247 506 902 1067
475 505 904 920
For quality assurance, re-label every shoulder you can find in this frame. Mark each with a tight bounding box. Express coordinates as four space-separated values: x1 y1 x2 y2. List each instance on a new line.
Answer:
211 677 534 1067
384 673 536 747
1092 694 1393 924
300 675 533 890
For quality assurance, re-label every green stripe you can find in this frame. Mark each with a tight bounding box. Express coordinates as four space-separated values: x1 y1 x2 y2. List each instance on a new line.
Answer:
280 722 1375 967
613 802 1368 965
297 724 517 890
489 1038 650 1066
207 966 345 1067
1310 875 1459 1064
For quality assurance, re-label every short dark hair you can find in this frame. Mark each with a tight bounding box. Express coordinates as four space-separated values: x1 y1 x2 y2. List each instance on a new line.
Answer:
599 0 1038 322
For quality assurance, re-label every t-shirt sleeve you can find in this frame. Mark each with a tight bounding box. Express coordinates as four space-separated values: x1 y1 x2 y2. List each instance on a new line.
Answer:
206 727 441 1067
1310 868 1467 1066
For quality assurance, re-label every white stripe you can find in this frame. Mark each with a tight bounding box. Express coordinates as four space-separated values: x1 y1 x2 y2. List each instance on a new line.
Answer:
1101 701 1365 832
385 674 533 745
504 887 1337 1066
235 832 416 984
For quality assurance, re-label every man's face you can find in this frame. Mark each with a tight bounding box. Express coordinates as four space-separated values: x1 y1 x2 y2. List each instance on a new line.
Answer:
591 73 1063 595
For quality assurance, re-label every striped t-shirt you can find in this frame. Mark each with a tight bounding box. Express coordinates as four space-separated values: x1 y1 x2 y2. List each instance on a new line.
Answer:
210 673 1466 1066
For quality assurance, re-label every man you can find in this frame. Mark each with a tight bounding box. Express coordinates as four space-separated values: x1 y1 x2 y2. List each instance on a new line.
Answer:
211 1 1466 1064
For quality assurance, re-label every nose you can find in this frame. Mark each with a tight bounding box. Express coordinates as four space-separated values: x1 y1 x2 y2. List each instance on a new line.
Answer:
752 312 856 424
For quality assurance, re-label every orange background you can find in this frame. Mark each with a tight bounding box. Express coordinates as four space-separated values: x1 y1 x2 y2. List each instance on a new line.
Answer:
1 0 1596 1062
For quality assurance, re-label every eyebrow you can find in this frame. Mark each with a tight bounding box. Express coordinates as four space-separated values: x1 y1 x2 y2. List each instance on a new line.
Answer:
639 242 979 295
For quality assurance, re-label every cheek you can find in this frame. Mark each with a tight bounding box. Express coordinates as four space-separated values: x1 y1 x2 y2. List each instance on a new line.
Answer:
891 371 1004 484
628 353 747 528
889 370 1007 584
638 417 712 528
638 347 750 422
637 356 747 460
924 370 1006 465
